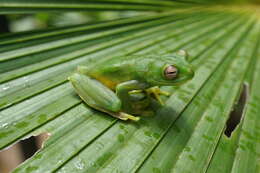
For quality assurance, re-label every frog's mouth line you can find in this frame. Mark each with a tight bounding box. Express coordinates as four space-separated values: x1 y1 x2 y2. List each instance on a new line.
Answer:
149 75 193 86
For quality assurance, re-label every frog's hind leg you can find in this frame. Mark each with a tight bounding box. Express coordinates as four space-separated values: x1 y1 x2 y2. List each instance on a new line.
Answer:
69 73 140 121
69 73 122 111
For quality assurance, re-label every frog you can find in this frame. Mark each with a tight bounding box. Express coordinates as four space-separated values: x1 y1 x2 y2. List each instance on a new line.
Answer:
68 50 194 121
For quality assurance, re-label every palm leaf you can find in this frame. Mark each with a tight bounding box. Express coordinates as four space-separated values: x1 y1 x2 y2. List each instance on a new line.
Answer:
0 2 259 173
0 0 188 13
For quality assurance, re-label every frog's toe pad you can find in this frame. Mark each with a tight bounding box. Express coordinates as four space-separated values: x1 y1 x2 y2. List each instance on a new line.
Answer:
118 112 140 121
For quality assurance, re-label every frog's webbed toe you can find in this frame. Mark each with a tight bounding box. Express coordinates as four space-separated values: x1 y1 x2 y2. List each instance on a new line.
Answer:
107 111 140 121
146 86 170 105
118 112 140 121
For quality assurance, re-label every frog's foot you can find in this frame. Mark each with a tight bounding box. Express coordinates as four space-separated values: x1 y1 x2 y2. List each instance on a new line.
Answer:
128 89 143 94
113 112 140 121
146 86 170 105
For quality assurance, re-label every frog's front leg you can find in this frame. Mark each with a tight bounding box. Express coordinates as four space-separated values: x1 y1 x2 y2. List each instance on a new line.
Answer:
68 73 139 121
116 80 150 114
146 86 170 105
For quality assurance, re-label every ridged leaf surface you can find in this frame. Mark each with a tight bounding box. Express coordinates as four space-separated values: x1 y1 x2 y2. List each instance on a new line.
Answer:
0 5 259 173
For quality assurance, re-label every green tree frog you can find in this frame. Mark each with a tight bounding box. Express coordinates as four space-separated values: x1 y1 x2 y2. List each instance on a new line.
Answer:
68 50 194 121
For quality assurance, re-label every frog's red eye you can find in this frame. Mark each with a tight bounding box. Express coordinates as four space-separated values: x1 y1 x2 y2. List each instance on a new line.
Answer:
164 65 178 79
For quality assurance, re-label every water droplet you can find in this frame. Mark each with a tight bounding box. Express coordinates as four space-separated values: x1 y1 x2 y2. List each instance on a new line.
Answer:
152 132 160 139
25 166 38 172
1 123 8 128
119 125 124 129
205 116 213 122
75 159 85 170
37 114 48 124
97 152 113 166
58 160 63 164
96 142 104 150
22 76 31 88
188 154 196 161
144 131 152 137
117 134 125 142
15 122 29 128
202 134 213 142
23 76 29 82
153 167 161 173
2 86 9 91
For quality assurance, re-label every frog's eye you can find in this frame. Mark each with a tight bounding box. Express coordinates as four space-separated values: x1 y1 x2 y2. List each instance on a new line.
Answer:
164 65 178 79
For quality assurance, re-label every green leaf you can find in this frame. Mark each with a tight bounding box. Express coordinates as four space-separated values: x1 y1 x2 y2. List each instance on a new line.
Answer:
0 5 259 173
0 0 187 13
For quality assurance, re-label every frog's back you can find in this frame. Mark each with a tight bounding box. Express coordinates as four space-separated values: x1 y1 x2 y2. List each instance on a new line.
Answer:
85 55 146 90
